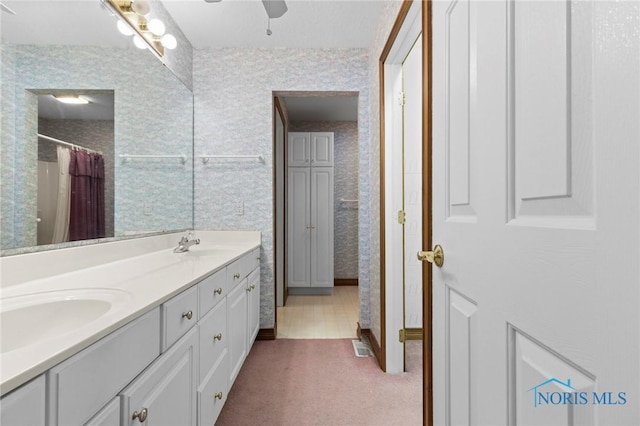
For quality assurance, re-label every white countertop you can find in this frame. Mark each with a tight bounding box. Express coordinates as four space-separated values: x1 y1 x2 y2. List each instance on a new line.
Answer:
0 231 261 396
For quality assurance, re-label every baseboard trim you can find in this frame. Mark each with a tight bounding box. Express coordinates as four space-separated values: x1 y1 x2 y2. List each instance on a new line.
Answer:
257 328 276 340
288 287 333 295
334 278 359 286
357 323 382 370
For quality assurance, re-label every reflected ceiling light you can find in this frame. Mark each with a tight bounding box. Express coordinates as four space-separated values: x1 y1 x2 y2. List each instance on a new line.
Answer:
117 19 134 36
103 0 178 59
148 19 165 36
54 95 90 105
161 34 177 50
131 0 150 16
133 35 148 49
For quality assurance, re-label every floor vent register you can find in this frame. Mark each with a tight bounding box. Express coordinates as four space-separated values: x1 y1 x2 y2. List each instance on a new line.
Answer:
352 339 374 357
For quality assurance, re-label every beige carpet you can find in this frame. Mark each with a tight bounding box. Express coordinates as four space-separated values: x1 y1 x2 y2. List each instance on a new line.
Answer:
215 339 422 426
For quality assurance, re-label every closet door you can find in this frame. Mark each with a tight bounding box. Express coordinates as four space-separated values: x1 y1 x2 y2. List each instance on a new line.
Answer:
287 167 311 287
288 132 310 167
310 167 334 287
310 133 334 166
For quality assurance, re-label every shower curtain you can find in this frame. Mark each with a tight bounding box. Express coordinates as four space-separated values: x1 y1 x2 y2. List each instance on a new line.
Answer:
51 146 71 243
69 149 105 241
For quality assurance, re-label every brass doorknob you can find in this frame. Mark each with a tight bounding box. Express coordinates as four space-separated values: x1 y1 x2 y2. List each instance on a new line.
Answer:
417 244 444 267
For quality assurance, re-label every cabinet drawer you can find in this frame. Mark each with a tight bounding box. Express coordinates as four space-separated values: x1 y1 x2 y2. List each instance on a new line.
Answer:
198 300 227 383
47 308 160 426
240 248 261 278
226 259 242 290
0 375 46 426
198 268 226 319
85 397 119 426
162 286 198 351
197 353 228 426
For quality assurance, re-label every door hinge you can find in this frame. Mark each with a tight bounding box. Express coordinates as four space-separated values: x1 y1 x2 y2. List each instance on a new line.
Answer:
397 210 406 224
398 91 405 107
399 328 423 343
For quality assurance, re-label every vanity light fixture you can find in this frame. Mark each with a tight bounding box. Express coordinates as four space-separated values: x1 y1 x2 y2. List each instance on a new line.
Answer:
54 95 90 105
103 0 177 59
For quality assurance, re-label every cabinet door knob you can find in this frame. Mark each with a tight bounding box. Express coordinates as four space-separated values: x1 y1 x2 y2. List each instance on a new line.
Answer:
234 273 240 279
132 408 148 422
251 284 256 290
215 392 224 400
246 286 252 292
214 288 223 295
214 333 223 341
182 310 193 320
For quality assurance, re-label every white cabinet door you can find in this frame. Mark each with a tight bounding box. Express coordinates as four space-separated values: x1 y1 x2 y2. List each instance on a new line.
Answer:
0 375 45 426
227 281 248 387
287 167 311 287
247 269 260 349
310 132 334 166
288 132 310 167
310 167 334 287
120 327 198 426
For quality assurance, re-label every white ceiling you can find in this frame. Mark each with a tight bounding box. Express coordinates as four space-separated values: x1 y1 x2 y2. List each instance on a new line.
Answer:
38 93 115 121
163 0 386 49
283 96 358 122
2 0 383 121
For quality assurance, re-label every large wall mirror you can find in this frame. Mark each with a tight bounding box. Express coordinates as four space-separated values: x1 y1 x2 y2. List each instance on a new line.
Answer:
1 1 194 253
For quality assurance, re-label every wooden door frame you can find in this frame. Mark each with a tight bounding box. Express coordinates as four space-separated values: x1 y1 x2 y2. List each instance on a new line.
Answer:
274 96 288 309
379 0 432 424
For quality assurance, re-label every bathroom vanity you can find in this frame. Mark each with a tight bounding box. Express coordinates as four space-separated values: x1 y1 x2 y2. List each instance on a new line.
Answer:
0 231 261 425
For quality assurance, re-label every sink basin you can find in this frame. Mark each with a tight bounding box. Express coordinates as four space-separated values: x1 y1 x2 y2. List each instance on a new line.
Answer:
0 289 130 354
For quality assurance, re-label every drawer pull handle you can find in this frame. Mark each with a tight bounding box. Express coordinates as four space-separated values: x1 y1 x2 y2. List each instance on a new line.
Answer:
234 273 240 279
214 333 223 341
214 288 223 295
182 311 193 320
215 392 224 400
132 408 148 422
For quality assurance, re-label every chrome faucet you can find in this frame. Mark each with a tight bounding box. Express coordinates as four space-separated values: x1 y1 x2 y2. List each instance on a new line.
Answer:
173 232 200 253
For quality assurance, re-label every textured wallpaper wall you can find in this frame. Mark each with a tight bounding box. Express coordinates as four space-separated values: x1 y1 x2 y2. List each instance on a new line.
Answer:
1 44 192 251
366 1 406 343
289 121 359 279
193 48 370 329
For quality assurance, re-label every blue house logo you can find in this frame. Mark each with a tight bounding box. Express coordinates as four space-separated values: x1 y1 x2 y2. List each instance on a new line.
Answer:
528 378 576 408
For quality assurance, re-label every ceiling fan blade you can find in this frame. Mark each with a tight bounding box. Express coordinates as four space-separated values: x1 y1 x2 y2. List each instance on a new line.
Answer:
262 0 287 19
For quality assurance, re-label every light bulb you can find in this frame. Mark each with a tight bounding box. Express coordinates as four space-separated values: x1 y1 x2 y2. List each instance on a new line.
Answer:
160 34 177 50
133 35 148 49
148 19 165 36
131 0 150 16
117 20 134 36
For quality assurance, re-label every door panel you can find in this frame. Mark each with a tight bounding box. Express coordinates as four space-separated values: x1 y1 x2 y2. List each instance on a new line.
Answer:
310 167 333 287
288 132 310 167
311 133 334 166
432 0 639 424
445 0 476 220
287 168 311 287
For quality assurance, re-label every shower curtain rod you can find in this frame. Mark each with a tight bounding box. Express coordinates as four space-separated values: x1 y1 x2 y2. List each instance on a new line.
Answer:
37 133 102 155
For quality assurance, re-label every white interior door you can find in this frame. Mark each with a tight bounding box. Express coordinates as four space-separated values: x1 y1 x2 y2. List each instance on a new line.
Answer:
403 34 423 330
310 167 334 287
431 1 639 424
382 0 422 374
287 167 311 287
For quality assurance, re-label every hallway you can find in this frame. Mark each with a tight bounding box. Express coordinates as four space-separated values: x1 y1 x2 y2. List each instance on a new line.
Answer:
276 286 359 339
